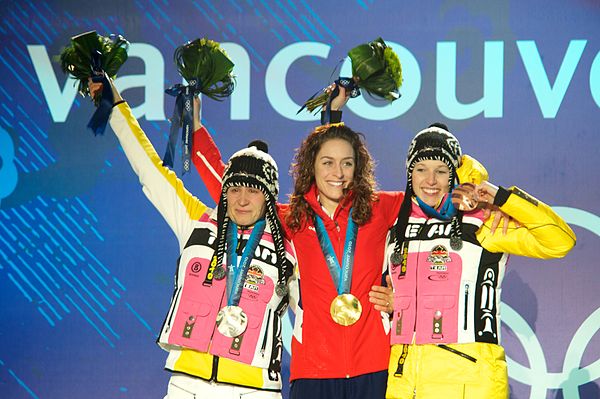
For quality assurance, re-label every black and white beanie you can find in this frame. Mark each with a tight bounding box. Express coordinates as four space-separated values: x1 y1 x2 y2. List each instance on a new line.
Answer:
405 123 462 190
392 123 465 256
213 140 291 295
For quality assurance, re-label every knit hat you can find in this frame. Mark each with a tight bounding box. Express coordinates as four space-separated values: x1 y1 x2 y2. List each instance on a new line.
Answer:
405 123 462 190
221 140 279 200
391 124 464 261
210 140 291 297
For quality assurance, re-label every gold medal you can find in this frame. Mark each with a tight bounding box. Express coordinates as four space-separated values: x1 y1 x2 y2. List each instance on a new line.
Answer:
330 293 362 326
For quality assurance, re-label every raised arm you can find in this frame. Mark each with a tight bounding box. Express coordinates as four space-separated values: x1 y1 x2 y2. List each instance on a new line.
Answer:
91 79 208 244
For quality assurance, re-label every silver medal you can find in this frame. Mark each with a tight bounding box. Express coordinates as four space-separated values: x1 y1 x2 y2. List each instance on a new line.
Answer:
275 283 288 297
216 305 248 338
450 237 463 251
390 251 402 266
213 266 226 280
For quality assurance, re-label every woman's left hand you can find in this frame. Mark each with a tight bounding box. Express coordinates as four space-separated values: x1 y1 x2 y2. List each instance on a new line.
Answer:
484 206 521 235
369 275 394 313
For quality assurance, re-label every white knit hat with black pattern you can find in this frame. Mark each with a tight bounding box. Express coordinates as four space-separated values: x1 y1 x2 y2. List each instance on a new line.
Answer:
213 140 291 298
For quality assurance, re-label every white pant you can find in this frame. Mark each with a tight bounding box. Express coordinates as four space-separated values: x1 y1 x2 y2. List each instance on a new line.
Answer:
164 373 282 399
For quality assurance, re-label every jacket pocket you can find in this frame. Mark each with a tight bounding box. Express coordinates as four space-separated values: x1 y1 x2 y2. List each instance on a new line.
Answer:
393 296 412 337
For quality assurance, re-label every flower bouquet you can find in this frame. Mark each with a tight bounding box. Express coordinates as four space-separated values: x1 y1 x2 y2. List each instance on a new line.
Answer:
164 38 236 172
301 37 403 113
59 30 129 105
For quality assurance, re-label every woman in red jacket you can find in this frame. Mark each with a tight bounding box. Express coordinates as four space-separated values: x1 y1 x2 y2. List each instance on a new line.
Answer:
283 123 404 399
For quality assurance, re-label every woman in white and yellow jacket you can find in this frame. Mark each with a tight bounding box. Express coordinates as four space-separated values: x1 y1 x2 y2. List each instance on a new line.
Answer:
384 123 576 399
91 79 298 399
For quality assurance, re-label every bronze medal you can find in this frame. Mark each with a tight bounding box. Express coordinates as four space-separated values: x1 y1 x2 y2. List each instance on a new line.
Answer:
451 183 478 212
330 293 362 326
216 305 248 337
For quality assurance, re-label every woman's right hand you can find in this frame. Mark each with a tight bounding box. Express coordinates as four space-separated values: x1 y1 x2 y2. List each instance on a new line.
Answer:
88 78 103 99
326 83 349 111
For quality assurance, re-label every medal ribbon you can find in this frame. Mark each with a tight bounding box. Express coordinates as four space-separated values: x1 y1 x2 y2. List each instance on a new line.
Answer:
314 209 358 295
163 79 202 173
225 219 266 306
87 51 114 136
415 193 457 221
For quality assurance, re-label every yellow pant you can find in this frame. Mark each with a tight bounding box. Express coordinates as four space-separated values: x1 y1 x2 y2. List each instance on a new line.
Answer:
386 342 508 399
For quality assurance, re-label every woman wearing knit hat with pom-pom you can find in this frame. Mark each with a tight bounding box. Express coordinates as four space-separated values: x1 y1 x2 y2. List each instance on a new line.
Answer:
88 78 298 399
384 124 576 399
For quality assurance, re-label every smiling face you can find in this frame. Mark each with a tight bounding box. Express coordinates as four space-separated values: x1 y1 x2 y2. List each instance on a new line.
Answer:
313 138 355 214
411 159 451 207
226 186 266 226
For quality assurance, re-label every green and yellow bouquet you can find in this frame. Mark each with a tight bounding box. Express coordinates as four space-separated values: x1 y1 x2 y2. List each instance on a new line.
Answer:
302 37 403 113
163 38 236 172
59 30 129 104
172 38 235 100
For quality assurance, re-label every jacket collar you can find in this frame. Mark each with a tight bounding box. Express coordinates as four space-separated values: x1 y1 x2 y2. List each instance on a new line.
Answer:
304 183 354 221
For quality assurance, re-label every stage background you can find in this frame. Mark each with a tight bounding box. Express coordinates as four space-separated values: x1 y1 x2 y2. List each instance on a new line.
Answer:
1 1 599 398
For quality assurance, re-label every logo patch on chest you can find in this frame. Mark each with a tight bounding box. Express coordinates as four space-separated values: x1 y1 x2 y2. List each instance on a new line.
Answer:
244 265 265 291
427 245 451 271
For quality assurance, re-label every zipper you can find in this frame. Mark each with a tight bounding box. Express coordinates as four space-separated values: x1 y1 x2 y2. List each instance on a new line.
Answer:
260 309 272 357
463 283 469 330
412 221 429 399
210 355 220 382
165 286 182 331
437 344 477 363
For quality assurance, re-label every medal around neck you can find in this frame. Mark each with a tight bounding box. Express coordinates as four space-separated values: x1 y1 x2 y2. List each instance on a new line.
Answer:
216 305 248 337
330 293 362 326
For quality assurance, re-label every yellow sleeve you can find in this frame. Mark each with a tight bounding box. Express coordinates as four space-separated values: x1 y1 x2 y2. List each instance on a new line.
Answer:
457 154 489 184
477 187 576 259
109 102 208 241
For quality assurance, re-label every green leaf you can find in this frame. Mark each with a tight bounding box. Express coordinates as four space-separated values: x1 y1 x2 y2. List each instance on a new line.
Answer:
348 37 402 102
173 38 236 101
58 30 129 103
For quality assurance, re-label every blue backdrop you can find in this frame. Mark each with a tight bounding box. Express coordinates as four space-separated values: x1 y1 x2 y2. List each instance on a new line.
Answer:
1 1 599 398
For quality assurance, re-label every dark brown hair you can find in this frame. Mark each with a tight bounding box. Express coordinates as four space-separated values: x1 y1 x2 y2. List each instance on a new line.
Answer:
285 124 377 231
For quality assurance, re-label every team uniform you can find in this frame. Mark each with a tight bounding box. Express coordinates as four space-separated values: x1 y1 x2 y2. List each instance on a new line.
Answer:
284 186 403 399
109 102 299 397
